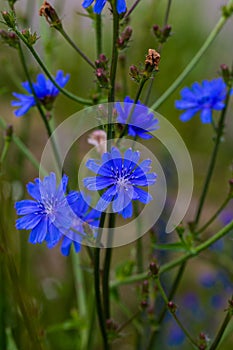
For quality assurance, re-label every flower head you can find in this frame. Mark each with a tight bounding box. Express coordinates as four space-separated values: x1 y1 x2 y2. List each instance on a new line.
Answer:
84 147 156 218
82 0 126 15
12 70 70 117
15 172 71 247
115 96 159 139
175 78 227 123
15 173 99 255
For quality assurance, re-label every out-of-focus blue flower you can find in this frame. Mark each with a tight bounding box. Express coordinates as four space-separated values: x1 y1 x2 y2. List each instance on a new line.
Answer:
12 70 70 117
115 96 159 139
15 174 99 256
82 0 126 14
167 323 185 346
199 272 216 288
15 172 71 247
84 147 156 218
175 78 227 123
58 191 100 256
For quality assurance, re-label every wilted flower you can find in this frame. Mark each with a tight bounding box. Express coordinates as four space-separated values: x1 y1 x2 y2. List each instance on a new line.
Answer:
87 129 107 154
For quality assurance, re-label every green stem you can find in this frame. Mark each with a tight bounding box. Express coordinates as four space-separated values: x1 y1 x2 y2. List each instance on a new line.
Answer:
13 27 93 106
209 300 233 350
196 194 232 234
96 14 102 56
155 277 198 348
193 86 232 229
0 256 6 350
147 262 186 349
110 219 233 288
59 28 95 69
71 250 88 350
150 4 233 111
103 214 115 320
17 43 63 173
94 212 109 349
0 134 11 172
117 78 147 143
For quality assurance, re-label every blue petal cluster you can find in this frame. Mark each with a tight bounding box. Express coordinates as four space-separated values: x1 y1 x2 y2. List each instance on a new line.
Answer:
12 70 70 117
15 173 99 256
82 0 126 14
84 147 156 218
175 78 227 123
115 96 159 139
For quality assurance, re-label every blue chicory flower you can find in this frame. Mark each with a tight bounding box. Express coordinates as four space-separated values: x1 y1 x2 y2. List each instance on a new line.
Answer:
12 70 70 117
83 147 156 218
175 78 227 123
115 96 159 139
82 0 126 14
15 173 99 256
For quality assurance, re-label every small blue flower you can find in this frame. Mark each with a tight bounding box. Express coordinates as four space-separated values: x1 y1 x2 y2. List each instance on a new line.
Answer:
12 70 70 117
15 173 71 247
15 174 100 256
175 78 227 123
82 0 126 14
83 147 156 218
115 96 159 139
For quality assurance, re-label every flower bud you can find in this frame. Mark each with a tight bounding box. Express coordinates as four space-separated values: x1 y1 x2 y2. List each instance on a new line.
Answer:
220 64 232 85
142 280 149 294
4 125 13 141
167 301 177 313
140 300 148 309
149 261 159 276
129 65 140 83
39 1 63 31
0 29 19 48
1 10 16 28
21 28 39 46
117 26 133 50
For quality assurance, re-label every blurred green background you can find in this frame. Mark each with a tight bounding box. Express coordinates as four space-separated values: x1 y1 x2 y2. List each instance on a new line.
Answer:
0 0 233 349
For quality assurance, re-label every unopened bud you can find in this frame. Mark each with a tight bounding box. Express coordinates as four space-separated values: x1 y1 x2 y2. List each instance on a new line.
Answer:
21 28 39 45
149 261 159 276
39 1 63 31
0 29 19 48
5 125 13 140
167 301 177 313
129 65 140 83
142 280 149 294
1 10 16 28
220 64 231 85
141 300 148 309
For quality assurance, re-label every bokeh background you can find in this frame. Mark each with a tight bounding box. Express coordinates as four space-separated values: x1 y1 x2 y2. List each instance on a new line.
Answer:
0 0 233 349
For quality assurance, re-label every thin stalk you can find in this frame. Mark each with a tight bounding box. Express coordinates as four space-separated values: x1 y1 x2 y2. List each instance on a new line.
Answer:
0 134 11 171
196 194 232 234
17 43 63 173
0 117 46 175
155 277 198 348
71 251 88 350
144 0 173 105
110 219 233 288
94 212 109 349
147 262 186 349
59 28 95 69
124 0 142 19
209 303 233 350
0 257 6 350
117 78 147 143
13 27 93 106
103 214 115 320
96 14 102 56
193 86 232 228
150 4 233 111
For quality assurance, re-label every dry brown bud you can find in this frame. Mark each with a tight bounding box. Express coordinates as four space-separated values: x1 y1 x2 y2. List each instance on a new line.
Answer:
145 49 160 71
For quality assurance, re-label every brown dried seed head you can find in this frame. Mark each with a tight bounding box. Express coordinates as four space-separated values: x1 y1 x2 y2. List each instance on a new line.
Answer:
145 49 160 71
39 1 62 29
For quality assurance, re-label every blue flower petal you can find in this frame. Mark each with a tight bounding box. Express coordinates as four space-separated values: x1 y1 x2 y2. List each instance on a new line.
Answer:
28 217 47 244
